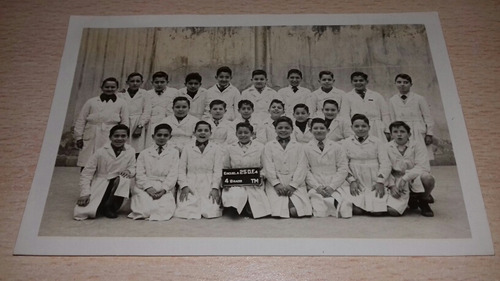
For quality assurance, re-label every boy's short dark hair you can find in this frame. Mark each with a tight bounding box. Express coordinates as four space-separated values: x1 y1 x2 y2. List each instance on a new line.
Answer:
323 99 339 109
389 121 411 134
152 71 169 81
127 72 143 82
269 99 285 109
238 99 254 110
351 113 370 125
310 118 327 128
395 73 412 84
350 71 368 81
252 69 267 78
318 71 334 80
154 123 173 134
194 120 212 132
185 72 202 84
293 103 309 114
101 77 119 88
273 116 293 128
173 96 191 107
236 122 254 133
216 66 232 77
209 99 227 109
109 124 130 137
287 69 302 78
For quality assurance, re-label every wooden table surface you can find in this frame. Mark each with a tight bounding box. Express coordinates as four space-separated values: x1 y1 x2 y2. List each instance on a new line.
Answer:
1 1 499 280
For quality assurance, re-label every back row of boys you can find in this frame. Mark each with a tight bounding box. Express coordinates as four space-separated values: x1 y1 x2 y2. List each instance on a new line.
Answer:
74 67 434 168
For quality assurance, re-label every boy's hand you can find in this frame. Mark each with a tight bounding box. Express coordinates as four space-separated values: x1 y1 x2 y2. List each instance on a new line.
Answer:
323 186 334 198
388 186 401 199
76 139 83 149
77 195 90 207
154 189 166 200
283 185 296 197
372 182 385 198
209 188 221 205
132 126 142 138
397 179 408 194
349 181 361 196
425 135 433 146
274 183 287 196
145 187 156 198
179 187 194 202
120 170 132 178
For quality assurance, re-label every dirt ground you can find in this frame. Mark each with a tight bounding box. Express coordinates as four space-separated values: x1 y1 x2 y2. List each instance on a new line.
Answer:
38 166 470 239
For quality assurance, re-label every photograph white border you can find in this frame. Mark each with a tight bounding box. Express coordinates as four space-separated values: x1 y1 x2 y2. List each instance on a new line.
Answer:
14 12 493 256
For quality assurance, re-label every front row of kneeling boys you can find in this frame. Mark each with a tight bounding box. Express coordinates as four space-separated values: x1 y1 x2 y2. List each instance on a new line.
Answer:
74 113 435 221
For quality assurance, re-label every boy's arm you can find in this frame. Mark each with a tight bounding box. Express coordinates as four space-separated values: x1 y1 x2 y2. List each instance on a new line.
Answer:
211 146 223 190
289 145 307 189
262 143 279 186
201 89 212 121
388 98 396 123
162 149 180 192
135 152 152 190
342 118 354 139
74 99 91 140
418 95 434 136
403 142 431 182
339 94 350 119
79 152 99 196
378 94 391 133
139 91 152 128
376 141 392 183
304 149 321 190
177 146 189 188
330 146 349 189
119 101 130 128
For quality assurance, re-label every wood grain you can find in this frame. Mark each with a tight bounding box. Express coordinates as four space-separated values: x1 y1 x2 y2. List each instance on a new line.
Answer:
1 0 499 280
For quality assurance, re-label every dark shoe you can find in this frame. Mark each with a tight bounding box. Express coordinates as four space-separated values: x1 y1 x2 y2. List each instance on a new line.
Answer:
428 194 435 204
103 209 118 218
418 201 434 217
408 196 419 210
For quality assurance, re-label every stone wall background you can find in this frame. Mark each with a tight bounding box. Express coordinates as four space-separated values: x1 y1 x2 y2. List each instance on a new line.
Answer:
58 24 454 166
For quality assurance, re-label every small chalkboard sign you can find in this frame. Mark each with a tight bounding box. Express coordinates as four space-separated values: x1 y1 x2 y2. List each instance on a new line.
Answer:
222 168 261 187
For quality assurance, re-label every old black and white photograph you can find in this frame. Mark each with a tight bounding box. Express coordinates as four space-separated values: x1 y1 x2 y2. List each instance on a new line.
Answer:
14 13 493 256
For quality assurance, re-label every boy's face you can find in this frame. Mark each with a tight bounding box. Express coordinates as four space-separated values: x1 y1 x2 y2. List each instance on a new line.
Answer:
275 121 293 139
236 127 252 144
319 74 334 90
173 101 190 118
194 124 211 142
101 81 118 95
293 108 310 122
395 77 412 94
311 122 329 141
268 102 284 119
216 71 232 87
152 77 168 91
351 76 368 91
110 129 128 147
322 103 339 120
238 104 254 120
153 129 171 146
210 104 226 120
251 74 267 90
391 126 410 146
185 79 201 92
352 119 370 138
288 73 302 87
126 75 143 90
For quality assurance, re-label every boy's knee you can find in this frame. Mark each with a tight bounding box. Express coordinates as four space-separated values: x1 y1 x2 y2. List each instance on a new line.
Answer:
421 173 435 187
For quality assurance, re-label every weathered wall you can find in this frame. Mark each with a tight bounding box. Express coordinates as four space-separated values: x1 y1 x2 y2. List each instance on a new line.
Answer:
60 25 452 165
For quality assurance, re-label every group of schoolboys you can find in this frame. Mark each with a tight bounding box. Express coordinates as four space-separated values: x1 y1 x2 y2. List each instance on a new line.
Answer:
73 66 436 221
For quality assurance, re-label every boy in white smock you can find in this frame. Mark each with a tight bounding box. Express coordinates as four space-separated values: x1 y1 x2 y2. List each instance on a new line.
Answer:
222 122 271 218
74 77 129 168
340 72 391 142
232 99 265 144
291 103 314 144
128 123 179 221
205 66 241 121
175 121 223 219
176 72 210 120
322 99 354 142
257 99 285 144
263 116 312 218
160 96 200 153
277 69 314 117
74 124 135 220
386 121 435 217
206 99 237 146
241 69 282 121
311 71 345 117
117 72 151 154
304 118 352 218
145 71 178 148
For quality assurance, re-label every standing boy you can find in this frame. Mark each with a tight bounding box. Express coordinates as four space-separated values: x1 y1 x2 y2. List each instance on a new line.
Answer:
160 96 200 153
177 72 210 120
206 66 241 121
311 71 345 117
241 69 282 121
278 69 314 117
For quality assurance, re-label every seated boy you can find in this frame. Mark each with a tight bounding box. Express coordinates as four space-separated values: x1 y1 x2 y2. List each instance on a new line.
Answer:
160 96 200 152
386 121 435 217
74 124 136 220
128 123 179 221
304 118 352 218
206 99 237 145
206 66 241 121
241 69 282 121
277 69 315 117
176 72 210 120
